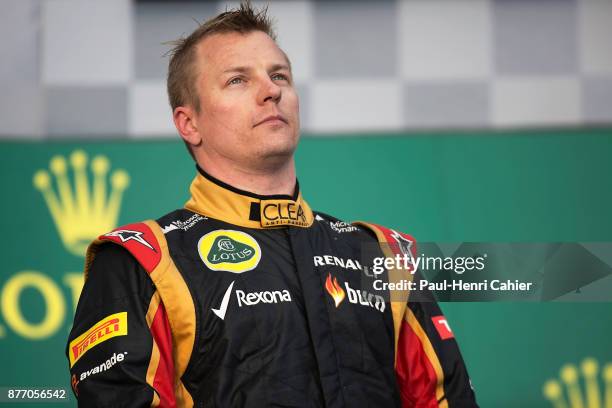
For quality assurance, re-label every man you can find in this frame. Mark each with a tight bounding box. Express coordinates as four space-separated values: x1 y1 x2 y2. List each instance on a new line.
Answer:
66 2 478 407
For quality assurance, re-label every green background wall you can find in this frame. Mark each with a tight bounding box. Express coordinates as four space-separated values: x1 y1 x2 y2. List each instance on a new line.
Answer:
0 128 610 407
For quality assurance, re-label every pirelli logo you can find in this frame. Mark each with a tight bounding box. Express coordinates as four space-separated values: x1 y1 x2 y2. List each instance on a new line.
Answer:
69 312 128 367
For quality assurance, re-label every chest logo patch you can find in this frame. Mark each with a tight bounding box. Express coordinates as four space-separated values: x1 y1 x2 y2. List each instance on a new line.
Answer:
198 230 261 273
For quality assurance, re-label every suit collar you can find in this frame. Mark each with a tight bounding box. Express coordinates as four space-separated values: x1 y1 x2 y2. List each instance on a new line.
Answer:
185 166 314 229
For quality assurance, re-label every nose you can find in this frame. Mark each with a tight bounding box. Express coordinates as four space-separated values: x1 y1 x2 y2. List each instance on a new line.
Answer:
258 76 281 105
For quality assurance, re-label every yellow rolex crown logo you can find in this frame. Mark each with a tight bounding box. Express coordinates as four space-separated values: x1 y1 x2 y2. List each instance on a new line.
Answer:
33 150 130 257
543 358 612 408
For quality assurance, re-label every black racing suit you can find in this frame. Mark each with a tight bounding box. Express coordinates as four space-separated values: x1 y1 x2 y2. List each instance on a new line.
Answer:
66 167 478 408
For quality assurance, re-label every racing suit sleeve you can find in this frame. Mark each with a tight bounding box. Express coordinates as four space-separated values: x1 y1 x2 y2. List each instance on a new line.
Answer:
356 221 478 408
395 271 478 408
66 244 175 407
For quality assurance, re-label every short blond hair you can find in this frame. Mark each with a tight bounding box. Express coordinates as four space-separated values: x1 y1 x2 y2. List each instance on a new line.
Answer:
166 1 277 113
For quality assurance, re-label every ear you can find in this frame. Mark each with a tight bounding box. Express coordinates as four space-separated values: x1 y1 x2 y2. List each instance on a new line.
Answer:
173 106 202 147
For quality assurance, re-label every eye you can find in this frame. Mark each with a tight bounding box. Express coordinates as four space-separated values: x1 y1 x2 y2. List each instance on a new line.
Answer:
271 73 288 81
228 77 244 85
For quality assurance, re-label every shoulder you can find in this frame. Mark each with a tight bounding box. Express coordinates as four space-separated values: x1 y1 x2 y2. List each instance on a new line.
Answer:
91 221 163 274
85 243 152 296
315 211 417 251
351 221 418 258
88 209 208 271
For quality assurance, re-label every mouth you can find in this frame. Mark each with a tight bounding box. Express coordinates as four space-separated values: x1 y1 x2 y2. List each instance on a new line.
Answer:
254 114 288 127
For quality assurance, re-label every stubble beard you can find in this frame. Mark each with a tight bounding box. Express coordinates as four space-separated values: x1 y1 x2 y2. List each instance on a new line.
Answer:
245 130 298 172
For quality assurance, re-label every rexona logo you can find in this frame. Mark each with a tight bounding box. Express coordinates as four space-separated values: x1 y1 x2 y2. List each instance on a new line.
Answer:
198 230 261 273
69 312 128 367
33 150 130 257
236 289 292 307
543 358 612 408
324 273 385 313
212 281 292 320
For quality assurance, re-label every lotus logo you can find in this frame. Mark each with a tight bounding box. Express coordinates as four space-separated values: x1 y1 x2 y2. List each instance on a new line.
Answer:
218 238 235 251
198 230 262 273
207 236 254 264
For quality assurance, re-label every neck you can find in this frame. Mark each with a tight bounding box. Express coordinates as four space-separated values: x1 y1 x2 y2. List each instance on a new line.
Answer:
195 155 297 197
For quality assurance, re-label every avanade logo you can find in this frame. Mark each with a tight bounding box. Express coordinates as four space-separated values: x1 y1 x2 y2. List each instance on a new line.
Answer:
212 281 292 320
198 230 261 273
78 351 128 382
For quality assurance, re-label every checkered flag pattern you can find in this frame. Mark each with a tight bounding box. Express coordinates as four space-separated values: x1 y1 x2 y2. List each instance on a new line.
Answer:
1 0 611 138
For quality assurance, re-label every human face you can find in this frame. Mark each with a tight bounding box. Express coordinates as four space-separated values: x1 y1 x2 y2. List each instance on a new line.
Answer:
194 31 300 171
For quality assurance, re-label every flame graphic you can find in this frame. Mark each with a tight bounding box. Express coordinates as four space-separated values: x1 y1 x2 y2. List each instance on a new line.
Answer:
71 374 79 396
325 273 345 307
